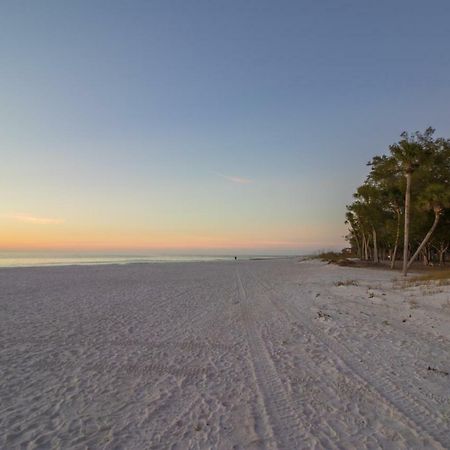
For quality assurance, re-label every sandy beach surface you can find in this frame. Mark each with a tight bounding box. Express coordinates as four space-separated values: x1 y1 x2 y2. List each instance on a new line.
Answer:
1 258 450 449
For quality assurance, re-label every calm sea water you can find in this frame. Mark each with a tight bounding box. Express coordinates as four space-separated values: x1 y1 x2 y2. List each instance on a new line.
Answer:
0 253 279 268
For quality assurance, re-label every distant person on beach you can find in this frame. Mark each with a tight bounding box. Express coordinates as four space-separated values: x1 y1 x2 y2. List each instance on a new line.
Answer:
234 256 237 260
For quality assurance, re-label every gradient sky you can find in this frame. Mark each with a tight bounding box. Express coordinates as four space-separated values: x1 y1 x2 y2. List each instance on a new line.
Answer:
2 0 450 254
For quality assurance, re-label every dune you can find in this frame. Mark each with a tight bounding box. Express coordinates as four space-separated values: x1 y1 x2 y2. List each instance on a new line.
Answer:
1 258 449 449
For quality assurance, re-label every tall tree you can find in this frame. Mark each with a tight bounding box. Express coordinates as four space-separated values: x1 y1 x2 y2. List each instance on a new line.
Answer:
389 129 434 275
367 155 403 268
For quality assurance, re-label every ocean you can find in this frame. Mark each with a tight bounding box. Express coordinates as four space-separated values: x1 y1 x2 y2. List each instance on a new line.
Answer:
0 252 281 268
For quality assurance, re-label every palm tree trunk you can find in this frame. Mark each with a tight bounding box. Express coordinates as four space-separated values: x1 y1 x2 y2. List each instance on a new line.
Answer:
354 232 361 259
402 172 412 276
406 210 441 271
372 227 378 263
391 208 401 269
358 232 364 259
362 233 368 260
365 233 371 260
438 243 448 265
421 248 429 266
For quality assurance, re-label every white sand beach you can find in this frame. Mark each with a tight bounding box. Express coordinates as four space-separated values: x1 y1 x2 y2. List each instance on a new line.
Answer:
1 258 449 449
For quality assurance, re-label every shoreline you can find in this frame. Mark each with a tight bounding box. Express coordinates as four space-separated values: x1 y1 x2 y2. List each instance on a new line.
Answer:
0 254 298 270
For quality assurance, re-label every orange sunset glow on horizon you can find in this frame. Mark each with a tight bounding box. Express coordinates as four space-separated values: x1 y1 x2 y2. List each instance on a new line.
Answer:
0 211 344 254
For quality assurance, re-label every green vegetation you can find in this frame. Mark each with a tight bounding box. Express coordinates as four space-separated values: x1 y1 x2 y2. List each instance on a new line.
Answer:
316 251 355 266
346 128 450 276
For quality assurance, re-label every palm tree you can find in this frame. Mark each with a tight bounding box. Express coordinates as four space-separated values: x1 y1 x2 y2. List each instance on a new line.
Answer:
405 184 450 271
345 128 450 269
353 183 387 263
367 155 403 268
389 131 431 276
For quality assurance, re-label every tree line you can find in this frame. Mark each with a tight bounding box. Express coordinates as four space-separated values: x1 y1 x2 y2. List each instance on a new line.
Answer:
346 127 450 276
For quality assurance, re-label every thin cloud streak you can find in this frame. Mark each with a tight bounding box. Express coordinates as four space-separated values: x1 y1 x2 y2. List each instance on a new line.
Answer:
215 173 253 184
3 214 64 225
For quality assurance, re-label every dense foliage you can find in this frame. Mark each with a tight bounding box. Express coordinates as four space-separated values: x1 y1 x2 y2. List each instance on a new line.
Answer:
346 128 450 275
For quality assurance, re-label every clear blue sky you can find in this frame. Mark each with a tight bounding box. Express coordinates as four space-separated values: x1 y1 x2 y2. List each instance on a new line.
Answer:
1 0 450 253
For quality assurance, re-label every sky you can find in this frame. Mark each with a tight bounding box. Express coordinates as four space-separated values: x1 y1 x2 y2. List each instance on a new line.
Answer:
1 0 450 254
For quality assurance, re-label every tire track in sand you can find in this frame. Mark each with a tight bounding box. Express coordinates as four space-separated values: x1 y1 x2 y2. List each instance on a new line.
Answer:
236 267 318 449
251 269 449 449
